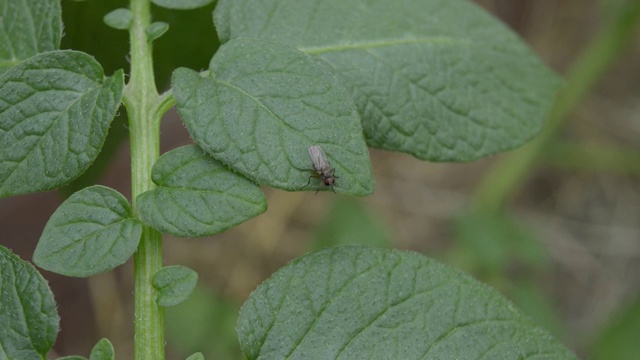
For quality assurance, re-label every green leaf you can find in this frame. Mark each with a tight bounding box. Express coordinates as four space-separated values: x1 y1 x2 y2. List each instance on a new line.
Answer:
89 338 114 360
237 246 576 359
57 1 132 195
136 145 266 238
185 353 204 360
146 22 169 42
0 0 62 73
152 0 214 10
214 0 561 162
153 265 198 307
0 50 125 198
172 38 373 195
0 245 59 359
60 111 129 198
103 8 133 30
55 338 114 360
33 185 142 277
311 198 391 250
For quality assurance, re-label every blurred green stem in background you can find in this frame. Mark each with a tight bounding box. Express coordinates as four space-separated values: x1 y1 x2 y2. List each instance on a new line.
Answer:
472 0 640 213
543 140 640 176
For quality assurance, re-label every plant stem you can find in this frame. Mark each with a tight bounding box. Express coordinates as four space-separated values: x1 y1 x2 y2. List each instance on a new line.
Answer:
472 0 640 212
123 0 164 359
542 140 640 176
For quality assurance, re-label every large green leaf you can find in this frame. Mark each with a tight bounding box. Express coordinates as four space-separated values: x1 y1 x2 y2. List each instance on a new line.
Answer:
0 50 124 198
172 38 373 195
136 145 267 238
213 0 561 162
0 245 59 360
237 246 576 359
0 0 62 73
33 185 142 277
59 0 132 195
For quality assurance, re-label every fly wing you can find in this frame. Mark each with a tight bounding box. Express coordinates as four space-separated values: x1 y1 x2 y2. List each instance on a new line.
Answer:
308 145 329 171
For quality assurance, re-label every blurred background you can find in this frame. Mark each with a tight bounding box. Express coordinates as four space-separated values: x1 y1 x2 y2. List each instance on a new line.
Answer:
1 0 639 359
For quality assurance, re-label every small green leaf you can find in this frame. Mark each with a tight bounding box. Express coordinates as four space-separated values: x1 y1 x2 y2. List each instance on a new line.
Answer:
0 50 125 198
153 265 198 307
0 245 59 359
185 353 204 360
33 185 142 277
152 0 214 10
0 0 62 73
137 145 267 238
55 338 113 360
214 0 561 162
89 338 114 360
147 22 169 42
172 38 373 195
103 8 133 30
238 246 576 359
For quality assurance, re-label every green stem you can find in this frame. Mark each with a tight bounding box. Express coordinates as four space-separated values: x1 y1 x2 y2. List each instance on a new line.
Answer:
123 0 164 359
542 140 640 176
472 0 640 212
156 89 176 119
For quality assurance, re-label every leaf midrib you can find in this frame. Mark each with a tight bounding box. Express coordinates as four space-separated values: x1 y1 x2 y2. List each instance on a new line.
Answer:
299 36 471 55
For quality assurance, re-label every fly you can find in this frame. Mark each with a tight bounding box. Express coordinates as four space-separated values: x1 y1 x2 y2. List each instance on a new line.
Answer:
306 145 338 193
